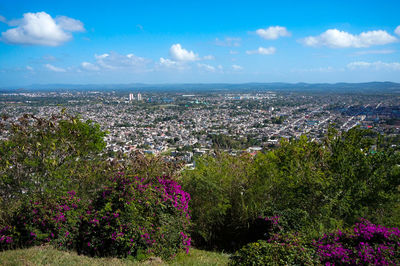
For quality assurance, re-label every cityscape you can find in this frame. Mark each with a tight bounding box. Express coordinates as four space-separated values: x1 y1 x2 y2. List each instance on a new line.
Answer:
1 87 399 167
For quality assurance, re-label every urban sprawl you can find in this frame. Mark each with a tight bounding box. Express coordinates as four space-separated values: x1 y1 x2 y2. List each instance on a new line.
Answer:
1 89 399 166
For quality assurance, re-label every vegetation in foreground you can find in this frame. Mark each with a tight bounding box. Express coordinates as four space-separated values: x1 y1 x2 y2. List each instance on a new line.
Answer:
0 246 230 265
1 112 400 264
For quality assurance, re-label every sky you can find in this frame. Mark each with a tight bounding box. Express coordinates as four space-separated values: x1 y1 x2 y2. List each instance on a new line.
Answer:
0 0 400 86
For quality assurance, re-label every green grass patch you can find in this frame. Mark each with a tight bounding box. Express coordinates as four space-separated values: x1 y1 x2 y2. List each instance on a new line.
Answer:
0 246 230 266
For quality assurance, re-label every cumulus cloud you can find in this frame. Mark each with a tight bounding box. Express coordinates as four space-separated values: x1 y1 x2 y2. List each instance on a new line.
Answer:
197 63 216 72
55 16 85 32
232 64 243 70
26 65 34 71
347 61 400 70
45 64 66 72
395 26 400 36
1 12 84 46
169 44 199 62
81 62 100 71
301 29 397 48
215 37 241 47
256 26 291 40
0 15 6 23
246 46 276 55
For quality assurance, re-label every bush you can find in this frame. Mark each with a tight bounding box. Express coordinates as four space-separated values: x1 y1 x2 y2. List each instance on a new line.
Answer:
0 174 191 261
0 191 85 251
76 173 191 259
182 153 255 249
0 113 108 225
230 234 316 266
314 219 400 265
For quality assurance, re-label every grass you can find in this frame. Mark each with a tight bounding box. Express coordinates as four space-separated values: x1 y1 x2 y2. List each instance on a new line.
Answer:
0 246 230 266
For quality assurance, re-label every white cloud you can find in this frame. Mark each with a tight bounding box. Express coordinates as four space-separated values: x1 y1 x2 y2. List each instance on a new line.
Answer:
158 57 189 70
45 64 66 72
232 64 243 70
347 61 400 70
256 26 291 40
159 57 178 68
292 66 337 73
0 15 6 23
229 50 239 55
94 52 149 70
354 49 395 55
203 55 215 60
26 65 34 71
215 37 241 47
302 29 397 48
169 43 199 62
197 63 216 72
55 16 85 32
81 62 100 71
395 26 400 36
1 12 84 46
246 46 276 55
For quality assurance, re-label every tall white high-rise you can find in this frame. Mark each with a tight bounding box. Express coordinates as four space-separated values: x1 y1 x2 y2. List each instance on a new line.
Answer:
129 93 134 101
137 92 142 101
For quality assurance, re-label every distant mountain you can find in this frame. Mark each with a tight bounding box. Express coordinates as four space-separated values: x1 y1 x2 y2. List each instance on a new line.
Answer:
1 82 400 93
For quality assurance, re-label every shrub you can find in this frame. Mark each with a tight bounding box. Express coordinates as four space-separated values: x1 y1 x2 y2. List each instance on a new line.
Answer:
0 191 85 251
182 153 255 249
230 233 316 266
0 174 191 260
76 173 191 260
314 219 400 265
0 113 108 225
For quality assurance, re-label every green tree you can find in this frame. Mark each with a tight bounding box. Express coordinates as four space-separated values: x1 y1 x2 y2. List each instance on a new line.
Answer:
0 112 108 223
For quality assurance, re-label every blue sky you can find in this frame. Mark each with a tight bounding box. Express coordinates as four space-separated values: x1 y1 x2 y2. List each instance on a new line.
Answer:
0 0 400 86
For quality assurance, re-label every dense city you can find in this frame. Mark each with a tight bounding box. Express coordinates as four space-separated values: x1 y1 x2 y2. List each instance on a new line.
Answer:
1 89 399 166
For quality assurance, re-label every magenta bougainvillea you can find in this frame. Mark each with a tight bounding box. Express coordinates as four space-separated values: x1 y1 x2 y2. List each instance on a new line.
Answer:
314 219 400 265
0 173 191 260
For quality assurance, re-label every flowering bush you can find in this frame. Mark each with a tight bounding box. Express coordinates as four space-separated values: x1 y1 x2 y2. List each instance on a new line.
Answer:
231 218 400 265
0 225 16 251
314 219 400 265
0 174 191 261
76 173 191 259
0 190 85 251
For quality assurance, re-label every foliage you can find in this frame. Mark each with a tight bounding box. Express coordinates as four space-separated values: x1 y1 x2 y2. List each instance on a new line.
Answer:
0 112 108 225
230 236 316 266
314 219 400 265
182 153 255 249
76 173 191 259
183 127 400 249
0 174 191 261
323 128 400 227
111 151 184 180
231 219 400 265
0 190 85 251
